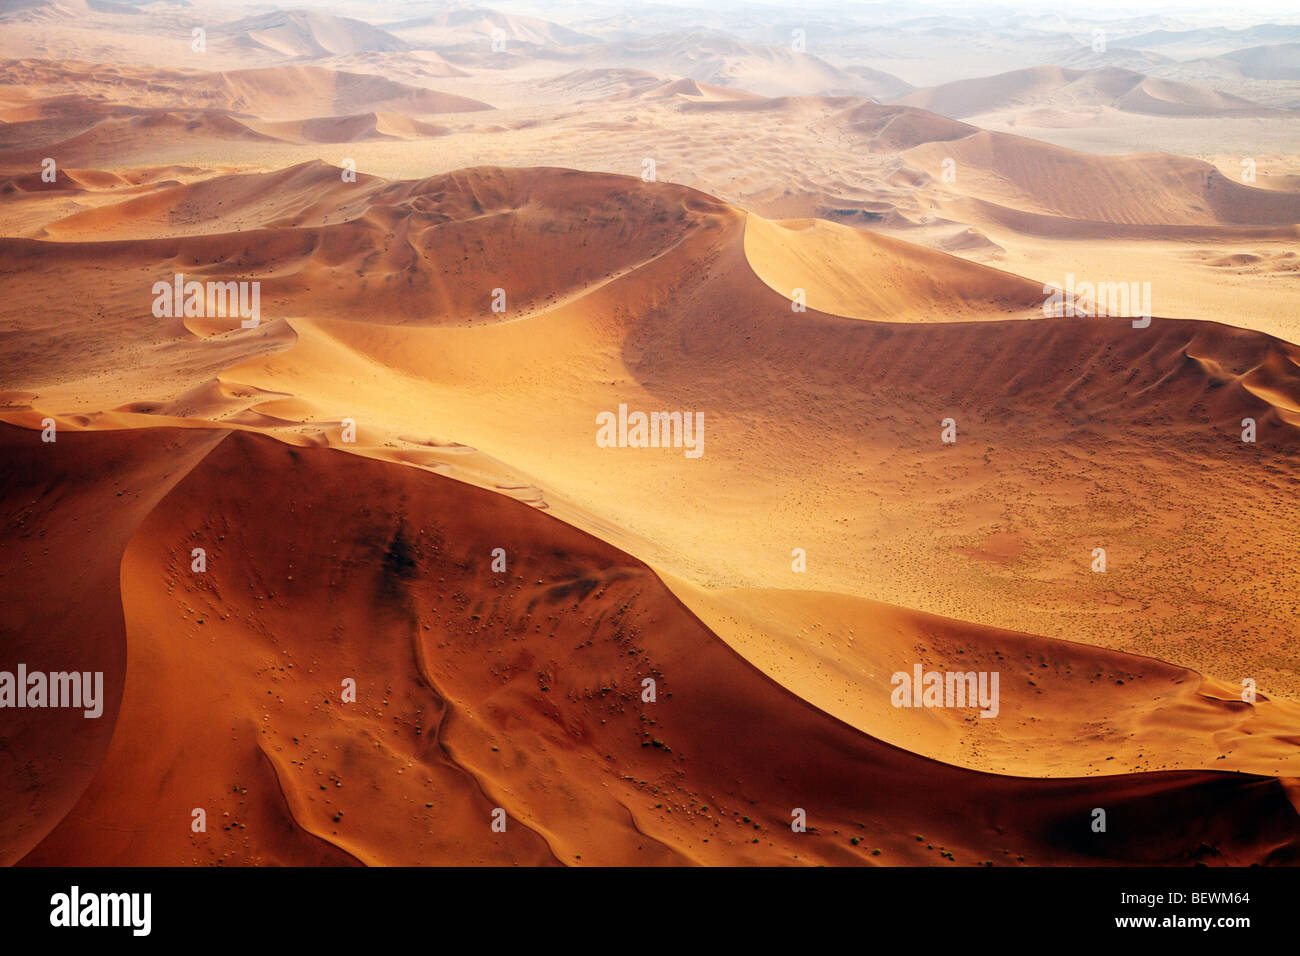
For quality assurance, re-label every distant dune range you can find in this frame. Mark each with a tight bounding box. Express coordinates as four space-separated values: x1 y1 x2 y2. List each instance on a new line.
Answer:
0 59 492 122
546 31 913 99
1206 42 1300 81
213 9 411 59
895 65 1277 118
1080 42 1300 104
3 63 1297 246
2 7 1300 867
903 128 1300 234
385 7 599 52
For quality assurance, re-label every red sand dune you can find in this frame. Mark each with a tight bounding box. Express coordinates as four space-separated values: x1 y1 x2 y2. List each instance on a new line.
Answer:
8 426 1299 866
2 0 1300 875
3 155 1300 866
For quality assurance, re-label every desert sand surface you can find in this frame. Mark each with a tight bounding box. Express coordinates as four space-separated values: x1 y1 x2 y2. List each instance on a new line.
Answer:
2 0 1299 868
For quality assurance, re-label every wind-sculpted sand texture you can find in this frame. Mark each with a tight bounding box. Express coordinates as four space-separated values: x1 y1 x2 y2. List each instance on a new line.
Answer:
1 0 1299 868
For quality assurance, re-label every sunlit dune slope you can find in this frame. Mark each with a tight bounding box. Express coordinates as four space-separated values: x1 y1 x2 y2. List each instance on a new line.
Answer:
668 580 1300 779
743 214 1045 320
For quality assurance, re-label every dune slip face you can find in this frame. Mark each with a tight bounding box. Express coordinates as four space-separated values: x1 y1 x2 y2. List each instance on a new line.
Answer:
1 0 1300 886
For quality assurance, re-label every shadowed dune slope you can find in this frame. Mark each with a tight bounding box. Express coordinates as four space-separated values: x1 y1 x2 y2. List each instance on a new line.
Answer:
0 424 227 865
